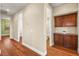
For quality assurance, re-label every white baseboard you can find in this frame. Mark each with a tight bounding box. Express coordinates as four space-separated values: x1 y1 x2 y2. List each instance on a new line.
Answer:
10 38 47 56
23 43 47 56
77 48 79 53
10 37 19 42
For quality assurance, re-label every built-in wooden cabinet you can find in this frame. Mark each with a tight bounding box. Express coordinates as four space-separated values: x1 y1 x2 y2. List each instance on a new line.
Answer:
55 13 77 27
71 35 78 50
54 13 77 51
54 33 63 46
55 16 63 27
63 13 77 26
54 33 77 50
64 35 72 49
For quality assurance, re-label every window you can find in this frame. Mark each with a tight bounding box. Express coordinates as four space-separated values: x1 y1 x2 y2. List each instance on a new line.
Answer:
1 19 10 36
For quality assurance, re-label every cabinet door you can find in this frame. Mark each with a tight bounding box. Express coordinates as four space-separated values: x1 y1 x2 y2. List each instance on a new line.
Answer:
63 13 77 27
63 35 71 48
64 35 77 50
54 34 63 46
55 16 63 27
70 35 77 50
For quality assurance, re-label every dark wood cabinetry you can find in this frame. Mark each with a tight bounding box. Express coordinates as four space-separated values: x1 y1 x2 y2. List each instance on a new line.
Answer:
54 13 77 27
63 13 77 26
71 35 78 50
54 33 63 46
54 13 77 51
55 16 63 27
54 33 77 50
64 35 71 48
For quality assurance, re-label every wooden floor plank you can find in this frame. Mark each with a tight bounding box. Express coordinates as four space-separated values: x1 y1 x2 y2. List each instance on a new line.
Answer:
47 45 79 56
0 37 39 56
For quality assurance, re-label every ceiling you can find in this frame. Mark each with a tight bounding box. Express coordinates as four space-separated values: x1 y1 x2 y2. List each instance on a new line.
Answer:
0 3 64 19
50 3 64 7
0 3 64 16
0 3 29 17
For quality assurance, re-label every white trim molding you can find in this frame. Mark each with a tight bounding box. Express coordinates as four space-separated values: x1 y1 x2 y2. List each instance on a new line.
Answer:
10 37 19 42
77 47 79 53
23 43 47 56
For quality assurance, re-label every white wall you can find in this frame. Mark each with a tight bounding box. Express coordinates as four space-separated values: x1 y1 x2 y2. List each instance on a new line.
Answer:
22 4 46 55
55 27 77 34
53 3 78 16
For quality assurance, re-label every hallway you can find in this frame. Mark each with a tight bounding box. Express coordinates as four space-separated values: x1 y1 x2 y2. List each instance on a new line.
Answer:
0 37 39 56
0 3 79 56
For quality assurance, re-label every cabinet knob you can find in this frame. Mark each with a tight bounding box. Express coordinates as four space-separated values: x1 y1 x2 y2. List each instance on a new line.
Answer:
63 31 66 32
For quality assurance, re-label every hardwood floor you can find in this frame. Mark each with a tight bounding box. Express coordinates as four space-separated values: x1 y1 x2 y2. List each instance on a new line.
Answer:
0 36 39 56
0 36 79 56
47 45 79 56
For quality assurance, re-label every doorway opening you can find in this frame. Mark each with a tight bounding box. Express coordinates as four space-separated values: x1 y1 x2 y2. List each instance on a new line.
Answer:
1 18 10 40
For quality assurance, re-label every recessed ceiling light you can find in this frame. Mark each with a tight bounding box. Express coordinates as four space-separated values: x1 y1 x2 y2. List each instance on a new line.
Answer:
6 9 10 12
